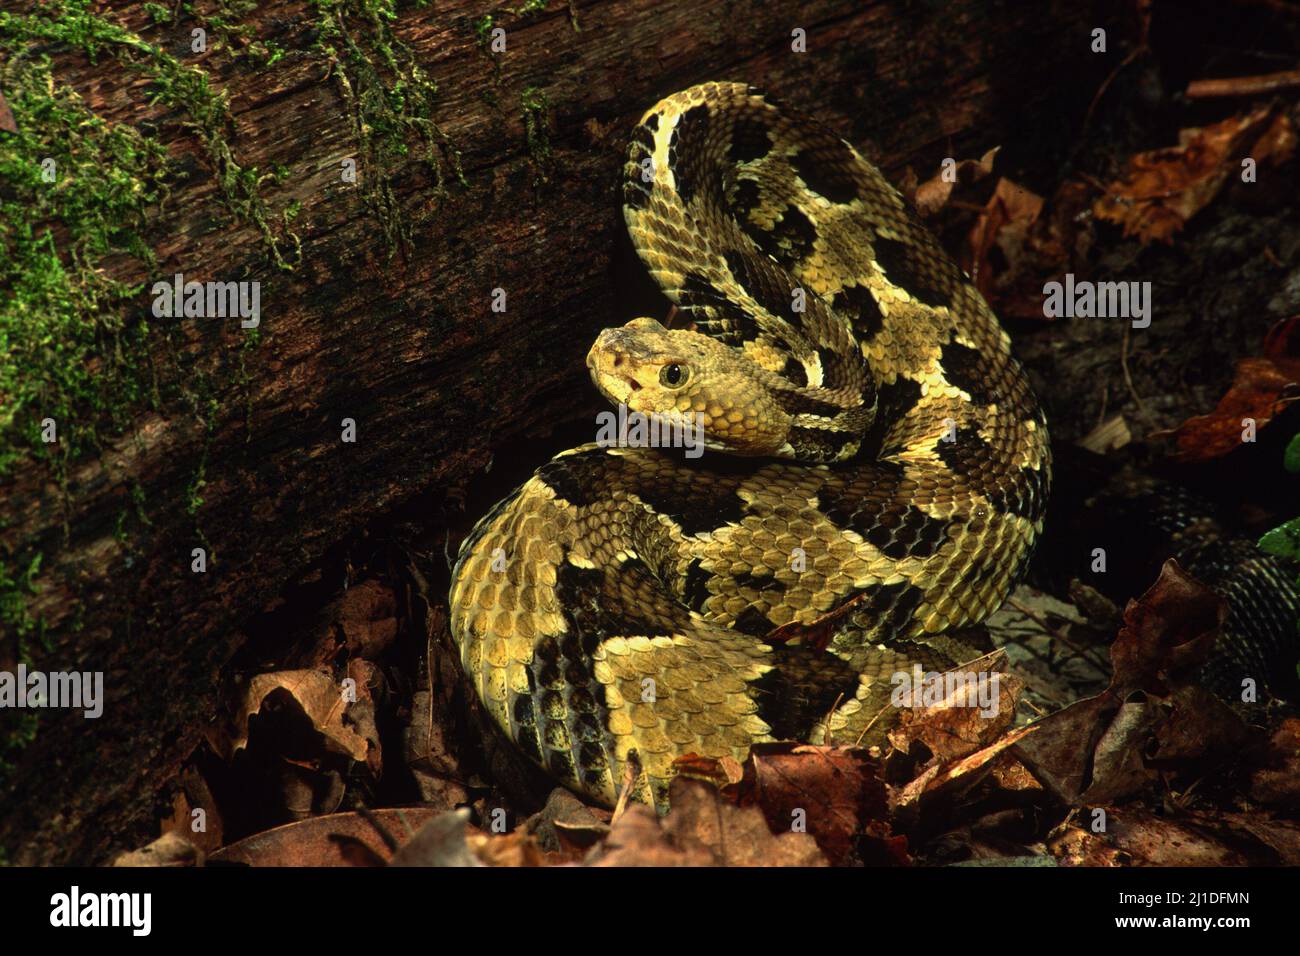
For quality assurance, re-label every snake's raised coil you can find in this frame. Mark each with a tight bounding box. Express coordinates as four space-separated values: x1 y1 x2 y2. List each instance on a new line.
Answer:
450 83 1051 809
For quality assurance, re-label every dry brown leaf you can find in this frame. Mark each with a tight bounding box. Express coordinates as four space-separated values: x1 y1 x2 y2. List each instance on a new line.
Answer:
888 664 1022 763
589 805 714 866
1092 106 1295 244
159 767 223 853
387 809 484 867
111 832 203 868
894 724 1037 811
1012 560 1228 804
465 829 545 867
748 743 892 865
332 579 399 659
660 777 827 866
961 177 1094 320
1249 718 1300 810
211 807 441 866
1171 315 1300 462
1051 809 1300 866
212 668 377 767
587 778 827 866
913 146 1000 217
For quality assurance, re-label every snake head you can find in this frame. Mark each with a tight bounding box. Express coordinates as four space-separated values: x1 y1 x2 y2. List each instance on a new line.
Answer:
586 317 793 456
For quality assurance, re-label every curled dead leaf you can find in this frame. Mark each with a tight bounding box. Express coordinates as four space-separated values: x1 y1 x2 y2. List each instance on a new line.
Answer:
210 668 378 768
1172 316 1300 462
1092 106 1295 244
913 146 1000 217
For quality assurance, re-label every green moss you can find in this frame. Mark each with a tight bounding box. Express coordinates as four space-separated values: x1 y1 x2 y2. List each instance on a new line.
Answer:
0 0 300 270
520 85 554 185
0 2 291 687
0 554 44 655
310 0 465 255
142 3 171 25
0 53 170 475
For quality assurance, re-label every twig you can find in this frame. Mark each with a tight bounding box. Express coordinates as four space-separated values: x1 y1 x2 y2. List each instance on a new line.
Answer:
852 701 892 748
820 692 845 746
1187 67 1300 98
610 756 638 825
1121 323 1150 417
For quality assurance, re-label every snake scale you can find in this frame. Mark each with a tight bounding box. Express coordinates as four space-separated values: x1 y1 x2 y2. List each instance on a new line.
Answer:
450 83 1052 810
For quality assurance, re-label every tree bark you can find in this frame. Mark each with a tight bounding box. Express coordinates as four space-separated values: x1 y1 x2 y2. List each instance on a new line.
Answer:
0 0 1106 863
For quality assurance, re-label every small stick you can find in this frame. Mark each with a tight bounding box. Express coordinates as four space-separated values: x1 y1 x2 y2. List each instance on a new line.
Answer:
1186 68 1300 98
610 757 638 825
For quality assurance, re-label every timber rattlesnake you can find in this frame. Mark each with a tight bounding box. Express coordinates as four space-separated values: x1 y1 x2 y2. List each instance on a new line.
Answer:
449 83 1051 809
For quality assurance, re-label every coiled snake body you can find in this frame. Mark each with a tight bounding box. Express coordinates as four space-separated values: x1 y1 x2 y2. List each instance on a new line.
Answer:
450 83 1051 809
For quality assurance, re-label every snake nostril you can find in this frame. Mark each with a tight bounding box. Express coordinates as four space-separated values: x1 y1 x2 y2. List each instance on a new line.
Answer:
612 354 624 367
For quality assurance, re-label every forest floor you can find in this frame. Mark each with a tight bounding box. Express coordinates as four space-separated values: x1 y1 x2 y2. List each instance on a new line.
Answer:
107 14 1300 868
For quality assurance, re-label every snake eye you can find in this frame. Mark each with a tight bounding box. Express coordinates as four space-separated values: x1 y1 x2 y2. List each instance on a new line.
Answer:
659 363 688 388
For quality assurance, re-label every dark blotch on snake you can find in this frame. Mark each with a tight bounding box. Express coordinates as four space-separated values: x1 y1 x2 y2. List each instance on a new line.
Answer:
750 645 863 740
749 204 819 274
729 116 773 165
940 339 995 406
790 144 861 205
723 248 799 325
832 284 885 342
668 104 712 206
731 606 774 637
872 234 956 310
934 425 993 480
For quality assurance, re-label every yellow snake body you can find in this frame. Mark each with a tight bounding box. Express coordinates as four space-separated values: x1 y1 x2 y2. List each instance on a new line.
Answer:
450 83 1050 809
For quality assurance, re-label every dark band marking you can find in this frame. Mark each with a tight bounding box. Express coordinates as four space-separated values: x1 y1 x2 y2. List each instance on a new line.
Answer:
788 424 853 461
632 470 748 537
536 450 609 508
858 580 927 638
732 606 773 637
991 464 1049 523
831 283 884 342
729 116 773 165
872 234 955 310
860 376 922 457
731 567 790 596
790 145 860 205
729 177 763 224
939 340 995 406
723 248 799 324
624 121 658 211
748 203 818 274
681 558 713 611
750 644 862 740
676 271 769 350
780 356 809 388
668 104 712 206
773 389 843 418
934 425 993 479
863 505 952 560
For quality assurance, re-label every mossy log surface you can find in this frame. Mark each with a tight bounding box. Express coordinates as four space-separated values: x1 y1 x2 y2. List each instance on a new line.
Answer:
0 0 1101 863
